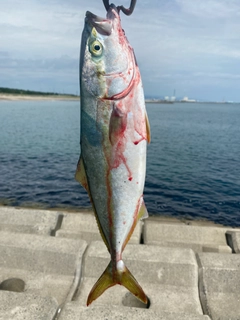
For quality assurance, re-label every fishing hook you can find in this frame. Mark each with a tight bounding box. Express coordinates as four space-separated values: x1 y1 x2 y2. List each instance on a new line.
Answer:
103 0 137 16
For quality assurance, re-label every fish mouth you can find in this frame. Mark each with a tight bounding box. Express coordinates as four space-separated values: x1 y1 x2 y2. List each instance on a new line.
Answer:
85 8 136 101
85 9 132 76
86 11 112 35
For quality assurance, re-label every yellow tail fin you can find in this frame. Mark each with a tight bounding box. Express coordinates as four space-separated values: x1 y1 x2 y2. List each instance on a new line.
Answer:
87 260 147 306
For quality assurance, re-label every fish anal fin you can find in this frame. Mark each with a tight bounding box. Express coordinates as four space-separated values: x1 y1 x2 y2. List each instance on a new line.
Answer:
145 111 151 143
75 156 89 193
122 198 148 251
138 200 149 220
122 217 138 252
87 260 147 306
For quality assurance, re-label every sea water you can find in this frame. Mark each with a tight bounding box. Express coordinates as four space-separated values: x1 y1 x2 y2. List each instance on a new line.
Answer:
0 100 239 226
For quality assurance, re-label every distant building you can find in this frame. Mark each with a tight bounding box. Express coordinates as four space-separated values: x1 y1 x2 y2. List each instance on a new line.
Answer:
181 96 196 102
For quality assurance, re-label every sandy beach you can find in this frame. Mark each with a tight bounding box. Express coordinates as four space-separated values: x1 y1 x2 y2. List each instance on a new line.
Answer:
0 93 80 101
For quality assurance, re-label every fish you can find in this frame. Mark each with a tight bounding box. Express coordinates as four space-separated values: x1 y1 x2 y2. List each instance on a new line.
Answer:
75 3 150 306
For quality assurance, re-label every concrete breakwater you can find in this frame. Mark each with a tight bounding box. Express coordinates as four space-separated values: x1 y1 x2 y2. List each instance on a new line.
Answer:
0 207 240 319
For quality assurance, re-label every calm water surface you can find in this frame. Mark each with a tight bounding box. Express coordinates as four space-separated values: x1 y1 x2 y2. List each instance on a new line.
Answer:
0 100 240 226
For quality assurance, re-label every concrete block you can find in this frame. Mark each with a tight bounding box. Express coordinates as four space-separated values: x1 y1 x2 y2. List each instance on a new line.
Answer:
198 252 240 271
226 231 240 253
186 219 227 228
0 231 86 275
84 241 198 286
0 231 87 304
56 212 142 244
146 216 186 225
144 221 232 253
197 252 240 320
76 241 202 314
202 244 232 253
0 269 76 306
0 291 58 320
0 207 59 235
59 303 211 320
199 293 240 320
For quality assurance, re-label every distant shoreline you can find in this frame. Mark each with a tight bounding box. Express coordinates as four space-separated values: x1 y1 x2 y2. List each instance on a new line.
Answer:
0 93 80 101
0 94 238 104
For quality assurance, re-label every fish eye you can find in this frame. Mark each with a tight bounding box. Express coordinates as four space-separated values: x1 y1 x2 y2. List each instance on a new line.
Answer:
94 44 101 51
89 40 103 57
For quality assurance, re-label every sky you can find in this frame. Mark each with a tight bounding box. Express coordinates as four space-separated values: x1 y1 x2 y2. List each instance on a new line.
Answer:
1 0 240 101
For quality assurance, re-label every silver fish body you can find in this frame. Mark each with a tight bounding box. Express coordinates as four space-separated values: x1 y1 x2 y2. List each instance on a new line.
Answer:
76 4 150 305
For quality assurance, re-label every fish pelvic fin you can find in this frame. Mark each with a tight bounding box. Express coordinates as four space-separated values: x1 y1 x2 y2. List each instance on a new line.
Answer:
87 260 147 306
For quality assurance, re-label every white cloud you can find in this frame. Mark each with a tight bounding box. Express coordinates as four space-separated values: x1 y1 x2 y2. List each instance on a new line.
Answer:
176 0 240 18
0 0 240 100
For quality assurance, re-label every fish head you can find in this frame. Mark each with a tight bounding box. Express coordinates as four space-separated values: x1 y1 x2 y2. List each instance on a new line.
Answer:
80 5 135 99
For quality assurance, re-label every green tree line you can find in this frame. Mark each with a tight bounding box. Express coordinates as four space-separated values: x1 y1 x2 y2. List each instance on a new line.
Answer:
0 87 77 97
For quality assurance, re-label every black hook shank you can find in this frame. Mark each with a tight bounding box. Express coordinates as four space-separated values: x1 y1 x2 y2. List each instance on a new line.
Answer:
103 0 137 16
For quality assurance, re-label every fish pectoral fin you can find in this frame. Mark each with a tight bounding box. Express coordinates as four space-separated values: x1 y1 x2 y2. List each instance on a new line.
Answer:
75 156 89 193
145 111 151 143
87 260 147 306
138 200 149 220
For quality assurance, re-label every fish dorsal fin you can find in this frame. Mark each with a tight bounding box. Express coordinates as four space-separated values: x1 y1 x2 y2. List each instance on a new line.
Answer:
145 111 151 143
75 156 89 193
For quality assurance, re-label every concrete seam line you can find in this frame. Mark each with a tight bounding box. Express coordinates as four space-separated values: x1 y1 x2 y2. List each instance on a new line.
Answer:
53 241 88 319
50 213 64 237
195 253 206 316
72 243 91 301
